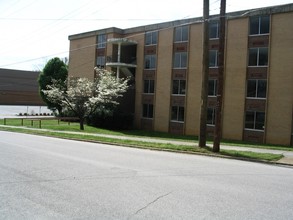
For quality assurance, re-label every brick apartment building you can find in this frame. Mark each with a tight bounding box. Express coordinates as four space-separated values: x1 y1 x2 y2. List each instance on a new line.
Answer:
68 3 293 146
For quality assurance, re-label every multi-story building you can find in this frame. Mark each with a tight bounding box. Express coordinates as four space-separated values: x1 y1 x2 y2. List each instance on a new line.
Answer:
68 3 293 146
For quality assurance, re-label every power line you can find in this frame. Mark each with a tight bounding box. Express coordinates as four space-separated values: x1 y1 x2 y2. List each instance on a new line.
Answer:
0 7 265 69
0 0 19 15
0 0 38 18
0 0 126 58
0 0 97 55
0 0 222 22
0 18 201 68
0 18 169 21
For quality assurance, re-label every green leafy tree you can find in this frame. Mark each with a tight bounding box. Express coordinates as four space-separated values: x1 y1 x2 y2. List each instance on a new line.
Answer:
38 57 68 114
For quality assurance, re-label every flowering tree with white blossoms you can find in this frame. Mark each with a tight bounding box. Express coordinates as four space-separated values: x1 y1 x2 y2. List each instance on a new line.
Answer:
42 68 129 130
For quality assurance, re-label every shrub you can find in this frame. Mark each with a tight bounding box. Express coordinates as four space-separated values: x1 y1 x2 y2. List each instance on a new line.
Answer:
87 110 133 130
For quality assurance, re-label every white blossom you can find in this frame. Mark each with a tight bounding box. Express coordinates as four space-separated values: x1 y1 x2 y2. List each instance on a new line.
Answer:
42 68 129 130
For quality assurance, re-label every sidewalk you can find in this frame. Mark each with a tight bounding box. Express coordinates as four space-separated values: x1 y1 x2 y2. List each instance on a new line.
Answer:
1 124 293 166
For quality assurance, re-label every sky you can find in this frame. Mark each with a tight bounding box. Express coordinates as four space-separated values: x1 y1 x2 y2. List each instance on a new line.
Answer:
0 0 292 71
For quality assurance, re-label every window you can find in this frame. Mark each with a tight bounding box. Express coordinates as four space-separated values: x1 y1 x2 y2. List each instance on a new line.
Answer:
171 106 185 122
248 48 268 66
145 31 158 45
97 34 107 48
142 104 153 118
144 55 156 69
173 52 187 68
209 22 219 39
249 16 270 35
207 108 216 125
174 26 188 42
247 79 267 98
209 50 218 67
208 79 217 96
245 111 265 130
144 80 155 93
172 80 186 95
96 56 105 68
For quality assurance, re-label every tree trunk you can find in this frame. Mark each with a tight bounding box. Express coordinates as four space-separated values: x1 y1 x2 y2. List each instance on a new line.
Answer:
79 117 84 130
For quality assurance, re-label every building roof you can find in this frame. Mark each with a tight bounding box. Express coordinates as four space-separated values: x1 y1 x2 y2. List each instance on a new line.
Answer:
69 3 293 41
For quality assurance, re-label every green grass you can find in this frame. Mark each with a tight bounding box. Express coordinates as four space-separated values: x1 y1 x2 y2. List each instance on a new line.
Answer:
220 149 283 161
1 118 292 150
0 118 286 162
1 118 198 140
219 138 293 151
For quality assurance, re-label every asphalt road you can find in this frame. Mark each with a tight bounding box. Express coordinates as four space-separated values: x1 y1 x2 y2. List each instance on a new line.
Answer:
0 131 293 220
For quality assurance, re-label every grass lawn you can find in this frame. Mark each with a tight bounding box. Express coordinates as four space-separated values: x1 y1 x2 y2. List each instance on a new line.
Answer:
0 117 289 162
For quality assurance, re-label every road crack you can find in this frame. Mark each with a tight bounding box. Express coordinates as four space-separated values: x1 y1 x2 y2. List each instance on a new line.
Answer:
129 191 173 219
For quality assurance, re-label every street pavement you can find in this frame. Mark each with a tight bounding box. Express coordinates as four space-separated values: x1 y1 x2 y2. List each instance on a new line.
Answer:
0 131 293 219
0 124 293 166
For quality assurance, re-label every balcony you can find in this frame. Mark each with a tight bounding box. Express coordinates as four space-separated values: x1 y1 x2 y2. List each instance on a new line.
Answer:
106 38 137 78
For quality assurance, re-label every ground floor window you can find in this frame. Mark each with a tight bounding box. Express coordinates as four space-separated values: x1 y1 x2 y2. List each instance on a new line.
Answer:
142 104 153 118
245 111 265 130
171 106 184 122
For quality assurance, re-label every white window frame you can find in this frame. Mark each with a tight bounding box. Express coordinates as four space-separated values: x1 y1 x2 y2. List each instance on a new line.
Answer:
248 47 268 67
249 15 270 36
246 79 267 99
96 56 105 68
208 79 217 97
172 79 186 95
144 55 156 70
142 104 154 119
173 52 187 69
145 31 158 46
207 107 216 126
143 79 155 94
97 34 107 48
209 21 219 39
209 50 218 68
245 111 265 131
171 106 185 122
174 26 188 42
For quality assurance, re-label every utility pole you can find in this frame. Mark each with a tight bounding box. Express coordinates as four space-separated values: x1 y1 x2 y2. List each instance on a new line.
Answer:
199 0 209 147
213 0 226 152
